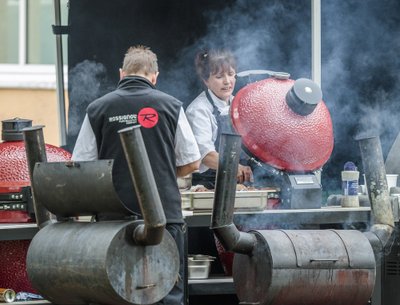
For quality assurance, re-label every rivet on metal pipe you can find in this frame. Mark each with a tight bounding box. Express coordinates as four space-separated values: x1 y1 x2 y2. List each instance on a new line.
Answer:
119 125 166 246
211 133 256 255
358 135 395 248
22 126 55 228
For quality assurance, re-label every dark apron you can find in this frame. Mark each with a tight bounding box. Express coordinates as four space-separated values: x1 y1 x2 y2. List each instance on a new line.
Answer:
192 91 235 189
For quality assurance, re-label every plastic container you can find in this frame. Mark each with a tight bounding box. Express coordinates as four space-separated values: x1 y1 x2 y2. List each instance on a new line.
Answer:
386 174 398 190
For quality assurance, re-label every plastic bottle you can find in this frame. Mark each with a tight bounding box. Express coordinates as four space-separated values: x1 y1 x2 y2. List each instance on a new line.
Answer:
341 161 360 207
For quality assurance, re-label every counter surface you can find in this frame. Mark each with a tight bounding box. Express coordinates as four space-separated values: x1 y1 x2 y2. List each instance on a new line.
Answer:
0 206 372 240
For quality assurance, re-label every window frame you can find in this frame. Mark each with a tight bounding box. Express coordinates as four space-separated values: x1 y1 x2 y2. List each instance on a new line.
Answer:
0 0 68 89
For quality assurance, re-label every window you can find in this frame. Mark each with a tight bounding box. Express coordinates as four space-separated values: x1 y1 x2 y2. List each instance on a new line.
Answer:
0 0 68 88
0 0 19 64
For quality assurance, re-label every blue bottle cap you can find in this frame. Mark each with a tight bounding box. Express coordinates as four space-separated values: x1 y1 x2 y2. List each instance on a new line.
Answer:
344 161 357 171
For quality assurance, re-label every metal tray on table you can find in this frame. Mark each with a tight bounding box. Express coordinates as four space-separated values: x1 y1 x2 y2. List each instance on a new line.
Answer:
181 190 276 211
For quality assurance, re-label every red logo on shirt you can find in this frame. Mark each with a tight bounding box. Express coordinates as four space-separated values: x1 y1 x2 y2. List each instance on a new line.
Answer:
138 107 159 128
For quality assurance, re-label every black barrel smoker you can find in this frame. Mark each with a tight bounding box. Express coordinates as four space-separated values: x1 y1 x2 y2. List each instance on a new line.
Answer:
23 125 179 305
211 133 394 305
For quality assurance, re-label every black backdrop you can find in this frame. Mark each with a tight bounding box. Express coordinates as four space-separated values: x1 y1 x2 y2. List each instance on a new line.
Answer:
67 0 400 192
66 0 233 147
67 0 311 147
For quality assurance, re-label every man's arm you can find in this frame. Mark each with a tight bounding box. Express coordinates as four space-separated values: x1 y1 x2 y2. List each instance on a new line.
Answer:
201 151 219 170
175 107 201 176
177 160 200 178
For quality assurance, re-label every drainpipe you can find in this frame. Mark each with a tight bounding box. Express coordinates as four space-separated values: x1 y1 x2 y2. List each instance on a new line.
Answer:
358 136 395 250
211 133 256 255
119 125 166 246
53 0 67 146
311 0 321 87
23 126 55 228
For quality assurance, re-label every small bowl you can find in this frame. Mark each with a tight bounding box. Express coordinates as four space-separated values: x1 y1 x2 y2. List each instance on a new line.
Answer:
177 174 192 191
188 265 210 279
188 255 215 279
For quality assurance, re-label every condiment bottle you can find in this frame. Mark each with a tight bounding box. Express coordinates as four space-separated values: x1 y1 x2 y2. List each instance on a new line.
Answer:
341 161 360 207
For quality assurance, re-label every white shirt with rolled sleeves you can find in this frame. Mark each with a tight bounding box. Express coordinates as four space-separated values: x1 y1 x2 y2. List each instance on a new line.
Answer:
185 89 231 173
72 107 201 167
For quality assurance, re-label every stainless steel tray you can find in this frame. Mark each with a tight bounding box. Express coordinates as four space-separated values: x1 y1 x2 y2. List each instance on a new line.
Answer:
181 190 276 211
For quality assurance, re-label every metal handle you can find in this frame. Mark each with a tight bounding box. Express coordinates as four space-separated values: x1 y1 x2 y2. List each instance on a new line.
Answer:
136 283 156 290
236 69 290 79
310 258 338 262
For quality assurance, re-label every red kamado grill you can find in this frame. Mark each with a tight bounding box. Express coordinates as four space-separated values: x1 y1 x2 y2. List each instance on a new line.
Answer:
232 74 334 209
0 118 71 293
215 73 335 276
231 76 334 172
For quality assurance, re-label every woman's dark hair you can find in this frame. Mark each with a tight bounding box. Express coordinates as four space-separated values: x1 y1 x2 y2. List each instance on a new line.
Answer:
195 49 237 81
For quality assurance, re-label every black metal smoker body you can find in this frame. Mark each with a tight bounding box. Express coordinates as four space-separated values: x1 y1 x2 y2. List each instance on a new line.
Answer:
23 125 179 305
211 133 395 305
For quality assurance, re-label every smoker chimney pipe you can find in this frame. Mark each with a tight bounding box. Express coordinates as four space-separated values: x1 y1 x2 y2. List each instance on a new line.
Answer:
358 136 395 249
23 126 55 228
119 125 166 246
211 133 256 254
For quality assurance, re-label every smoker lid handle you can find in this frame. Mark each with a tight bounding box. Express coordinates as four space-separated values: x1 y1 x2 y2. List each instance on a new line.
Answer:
236 69 290 79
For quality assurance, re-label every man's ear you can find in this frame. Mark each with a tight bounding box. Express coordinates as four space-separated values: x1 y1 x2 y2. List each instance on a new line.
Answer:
119 68 125 80
151 72 159 85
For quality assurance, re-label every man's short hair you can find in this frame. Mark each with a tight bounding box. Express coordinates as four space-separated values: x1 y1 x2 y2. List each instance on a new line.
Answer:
122 45 158 76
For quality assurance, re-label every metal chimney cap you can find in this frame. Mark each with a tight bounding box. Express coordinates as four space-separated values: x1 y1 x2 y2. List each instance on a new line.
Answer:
286 78 322 116
2 117 33 141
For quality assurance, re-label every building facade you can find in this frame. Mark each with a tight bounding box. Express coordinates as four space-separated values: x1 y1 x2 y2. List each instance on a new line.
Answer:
0 0 68 146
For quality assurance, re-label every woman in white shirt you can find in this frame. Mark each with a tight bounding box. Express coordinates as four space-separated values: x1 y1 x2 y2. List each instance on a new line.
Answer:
186 49 253 189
